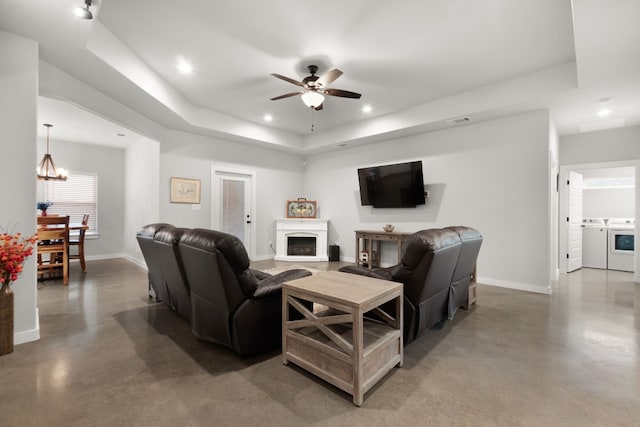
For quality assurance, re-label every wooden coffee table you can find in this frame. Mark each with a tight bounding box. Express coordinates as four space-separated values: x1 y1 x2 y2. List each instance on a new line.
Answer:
282 271 403 406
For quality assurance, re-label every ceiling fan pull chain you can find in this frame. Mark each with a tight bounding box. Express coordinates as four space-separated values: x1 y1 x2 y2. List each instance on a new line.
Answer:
311 108 315 132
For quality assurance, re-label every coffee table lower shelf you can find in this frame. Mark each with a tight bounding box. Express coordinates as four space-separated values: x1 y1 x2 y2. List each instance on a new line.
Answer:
285 317 401 401
282 271 403 406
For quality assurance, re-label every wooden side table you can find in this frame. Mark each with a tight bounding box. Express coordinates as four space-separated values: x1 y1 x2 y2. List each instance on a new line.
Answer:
282 271 403 406
354 230 412 269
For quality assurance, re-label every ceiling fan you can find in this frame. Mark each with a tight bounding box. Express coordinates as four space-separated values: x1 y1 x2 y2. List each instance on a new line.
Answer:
270 65 362 110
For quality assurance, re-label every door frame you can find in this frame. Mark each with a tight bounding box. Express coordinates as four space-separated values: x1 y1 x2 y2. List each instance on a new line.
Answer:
558 159 639 279
210 166 257 260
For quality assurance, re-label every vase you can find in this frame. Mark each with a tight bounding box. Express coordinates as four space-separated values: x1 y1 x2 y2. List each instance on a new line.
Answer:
0 282 14 355
41 209 47 217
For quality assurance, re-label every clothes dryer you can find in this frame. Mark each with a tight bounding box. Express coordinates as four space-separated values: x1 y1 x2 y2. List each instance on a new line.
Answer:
608 218 635 272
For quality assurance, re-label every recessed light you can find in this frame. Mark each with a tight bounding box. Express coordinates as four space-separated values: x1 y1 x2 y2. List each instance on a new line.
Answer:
177 57 193 74
337 143 348 147
362 105 372 113
263 114 273 122
597 109 611 117
596 97 612 104
116 133 126 137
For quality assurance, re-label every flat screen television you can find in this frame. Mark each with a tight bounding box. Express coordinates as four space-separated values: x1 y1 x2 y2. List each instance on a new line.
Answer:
358 161 426 208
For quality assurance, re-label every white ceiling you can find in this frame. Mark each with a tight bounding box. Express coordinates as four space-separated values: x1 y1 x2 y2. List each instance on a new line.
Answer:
1 0 640 152
37 97 144 149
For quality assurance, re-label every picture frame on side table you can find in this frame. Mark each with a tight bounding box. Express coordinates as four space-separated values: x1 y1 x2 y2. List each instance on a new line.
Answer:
170 177 201 204
287 198 317 218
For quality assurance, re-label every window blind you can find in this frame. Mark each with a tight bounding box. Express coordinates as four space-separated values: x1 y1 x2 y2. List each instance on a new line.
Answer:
44 173 98 232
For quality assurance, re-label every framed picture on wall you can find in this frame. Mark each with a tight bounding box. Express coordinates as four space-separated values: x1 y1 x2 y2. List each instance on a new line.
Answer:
286 198 317 218
170 177 201 204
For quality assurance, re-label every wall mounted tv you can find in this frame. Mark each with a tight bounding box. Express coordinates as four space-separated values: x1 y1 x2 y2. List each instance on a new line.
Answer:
358 161 426 208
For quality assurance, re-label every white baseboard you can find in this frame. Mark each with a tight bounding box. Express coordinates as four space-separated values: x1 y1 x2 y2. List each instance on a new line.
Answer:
123 254 147 270
477 276 551 295
69 253 148 270
85 253 126 261
14 307 40 345
251 254 274 262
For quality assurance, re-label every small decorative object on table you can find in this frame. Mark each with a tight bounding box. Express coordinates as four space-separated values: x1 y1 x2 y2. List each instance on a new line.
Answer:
37 201 53 216
286 198 317 218
0 229 37 355
383 224 395 232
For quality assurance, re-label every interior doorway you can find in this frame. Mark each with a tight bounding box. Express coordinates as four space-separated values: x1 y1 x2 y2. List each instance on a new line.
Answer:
559 162 637 277
211 167 256 258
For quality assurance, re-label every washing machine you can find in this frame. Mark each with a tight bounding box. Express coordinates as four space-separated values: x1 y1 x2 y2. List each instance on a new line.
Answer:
582 218 608 269
607 218 635 272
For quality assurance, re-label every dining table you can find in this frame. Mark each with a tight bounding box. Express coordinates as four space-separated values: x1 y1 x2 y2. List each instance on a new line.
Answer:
37 219 88 232
36 217 89 284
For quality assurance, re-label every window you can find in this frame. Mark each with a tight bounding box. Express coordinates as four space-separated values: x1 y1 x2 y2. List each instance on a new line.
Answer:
583 176 635 189
44 172 98 233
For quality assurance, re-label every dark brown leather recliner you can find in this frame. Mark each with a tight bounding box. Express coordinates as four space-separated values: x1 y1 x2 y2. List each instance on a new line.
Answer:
445 226 483 320
136 223 175 303
152 227 191 321
340 227 481 344
177 228 312 356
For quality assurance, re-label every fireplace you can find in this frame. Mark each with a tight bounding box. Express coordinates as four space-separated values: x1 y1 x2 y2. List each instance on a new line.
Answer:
287 236 317 256
275 219 329 262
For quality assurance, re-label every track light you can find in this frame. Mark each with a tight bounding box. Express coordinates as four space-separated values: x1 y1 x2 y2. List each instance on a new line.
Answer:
74 0 93 20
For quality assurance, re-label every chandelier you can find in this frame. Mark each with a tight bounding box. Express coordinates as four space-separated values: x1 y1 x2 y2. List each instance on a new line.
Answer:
37 124 67 181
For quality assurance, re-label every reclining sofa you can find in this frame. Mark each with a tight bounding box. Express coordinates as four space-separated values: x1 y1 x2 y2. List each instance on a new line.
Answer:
136 224 311 356
339 226 482 344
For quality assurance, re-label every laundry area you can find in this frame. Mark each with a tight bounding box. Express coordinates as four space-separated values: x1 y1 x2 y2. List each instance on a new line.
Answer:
580 167 635 272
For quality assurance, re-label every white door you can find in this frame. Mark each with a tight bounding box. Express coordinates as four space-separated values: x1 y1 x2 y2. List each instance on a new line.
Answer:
567 171 584 272
212 171 254 255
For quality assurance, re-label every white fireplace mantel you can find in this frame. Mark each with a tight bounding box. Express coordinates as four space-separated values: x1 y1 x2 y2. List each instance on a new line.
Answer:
275 218 329 262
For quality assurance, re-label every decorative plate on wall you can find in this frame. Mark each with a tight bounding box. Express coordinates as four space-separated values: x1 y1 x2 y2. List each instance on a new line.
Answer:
287 198 317 218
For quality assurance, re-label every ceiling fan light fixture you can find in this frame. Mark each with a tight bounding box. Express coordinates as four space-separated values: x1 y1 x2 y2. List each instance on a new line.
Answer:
74 0 93 20
301 91 325 109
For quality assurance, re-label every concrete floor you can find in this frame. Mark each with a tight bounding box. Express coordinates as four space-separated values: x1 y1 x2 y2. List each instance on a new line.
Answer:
1 260 639 426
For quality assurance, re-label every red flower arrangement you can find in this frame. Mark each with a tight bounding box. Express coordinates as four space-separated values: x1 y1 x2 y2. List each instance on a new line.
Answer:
1 230 38 285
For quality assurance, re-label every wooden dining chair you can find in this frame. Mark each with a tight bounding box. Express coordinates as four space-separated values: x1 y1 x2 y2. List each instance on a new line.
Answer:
69 214 89 273
37 215 70 285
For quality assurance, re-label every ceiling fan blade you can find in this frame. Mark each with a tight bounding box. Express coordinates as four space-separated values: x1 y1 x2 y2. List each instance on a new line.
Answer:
316 68 343 87
270 92 303 101
324 88 362 99
314 103 324 111
270 73 304 87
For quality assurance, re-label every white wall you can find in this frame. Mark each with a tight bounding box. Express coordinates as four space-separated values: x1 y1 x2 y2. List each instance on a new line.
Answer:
124 138 160 266
159 130 305 260
36 139 126 258
549 119 560 283
583 188 634 218
304 110 552 293
560 125 640 165
0 31 39 344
